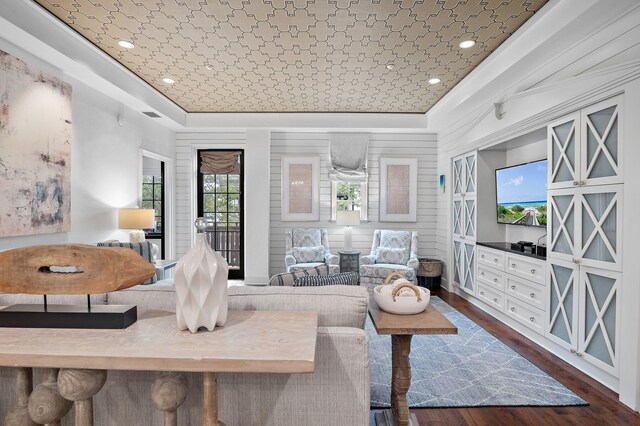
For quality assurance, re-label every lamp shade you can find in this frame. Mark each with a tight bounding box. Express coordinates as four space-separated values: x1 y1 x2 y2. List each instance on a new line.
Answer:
336 210 360 226
118 208 155 229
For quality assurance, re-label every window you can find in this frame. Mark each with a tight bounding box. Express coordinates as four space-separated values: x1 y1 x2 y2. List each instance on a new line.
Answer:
331 181 368 221
142 175 162 233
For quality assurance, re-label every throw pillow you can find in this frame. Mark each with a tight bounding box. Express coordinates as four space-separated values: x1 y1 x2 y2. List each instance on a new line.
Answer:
293 272 360 287
97 241 157 284
269 264 329 286
292 246 325 263
375 247 409 265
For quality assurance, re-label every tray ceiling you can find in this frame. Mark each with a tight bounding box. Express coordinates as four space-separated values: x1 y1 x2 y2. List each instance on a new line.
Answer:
33 0 547 113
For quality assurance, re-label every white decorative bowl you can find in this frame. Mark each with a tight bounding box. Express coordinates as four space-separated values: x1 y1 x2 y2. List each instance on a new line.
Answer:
373 285 430 315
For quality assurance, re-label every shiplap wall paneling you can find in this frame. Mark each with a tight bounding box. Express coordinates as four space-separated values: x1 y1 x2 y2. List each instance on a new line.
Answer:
269 131 438 276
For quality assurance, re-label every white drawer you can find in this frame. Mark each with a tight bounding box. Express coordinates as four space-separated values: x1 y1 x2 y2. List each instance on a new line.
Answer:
477 283 505 311
505 296 544 335
505 254 546 286
477 266 504 292
477 247 505 270
505 275 545 311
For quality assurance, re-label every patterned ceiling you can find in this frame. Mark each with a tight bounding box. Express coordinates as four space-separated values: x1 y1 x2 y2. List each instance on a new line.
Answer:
33 0 548 113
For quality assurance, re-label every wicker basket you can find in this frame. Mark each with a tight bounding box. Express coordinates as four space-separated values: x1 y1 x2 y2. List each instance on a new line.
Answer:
417 258 442 278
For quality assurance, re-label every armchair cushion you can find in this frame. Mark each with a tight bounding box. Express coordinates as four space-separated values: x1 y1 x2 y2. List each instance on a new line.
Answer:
360 255 375 265
269 264 330 286
292 246 325 263
294 272 360 287
359 263 416 282
374 247 409 265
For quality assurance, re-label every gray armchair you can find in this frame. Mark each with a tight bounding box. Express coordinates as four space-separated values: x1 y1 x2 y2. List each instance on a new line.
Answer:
285 228 340 274
359 230 418 291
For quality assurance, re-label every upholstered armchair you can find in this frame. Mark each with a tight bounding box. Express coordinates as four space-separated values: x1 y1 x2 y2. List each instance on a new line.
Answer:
285 228 340 274
359 230 419 290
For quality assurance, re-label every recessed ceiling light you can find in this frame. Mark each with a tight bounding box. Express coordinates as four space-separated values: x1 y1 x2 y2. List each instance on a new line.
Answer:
118 40 134 49
459 40 476 49
428 78 441 85
162 78 175 84
386 64 395 70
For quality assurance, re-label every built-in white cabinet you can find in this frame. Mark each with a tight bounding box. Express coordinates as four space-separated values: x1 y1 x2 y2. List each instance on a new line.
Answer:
548 96 622 190
547 258 620 376
546 96 623 381
453 151 477 295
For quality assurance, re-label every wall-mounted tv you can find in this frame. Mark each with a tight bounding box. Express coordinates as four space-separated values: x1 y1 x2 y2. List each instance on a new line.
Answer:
496 159 547 227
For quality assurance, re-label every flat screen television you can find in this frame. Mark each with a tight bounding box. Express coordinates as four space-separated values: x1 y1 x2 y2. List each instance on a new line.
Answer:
495 159 547 227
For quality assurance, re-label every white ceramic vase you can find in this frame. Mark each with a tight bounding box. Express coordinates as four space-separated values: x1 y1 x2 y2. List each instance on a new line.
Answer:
175 219 229 333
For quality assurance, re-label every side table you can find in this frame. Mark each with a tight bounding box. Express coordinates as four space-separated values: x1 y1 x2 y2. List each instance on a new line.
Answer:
369 299 457 426
155 259 178 280
338 251 360 274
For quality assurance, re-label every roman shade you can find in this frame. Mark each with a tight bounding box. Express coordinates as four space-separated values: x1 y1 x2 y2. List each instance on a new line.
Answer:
200 151 241 175
329 135 369 182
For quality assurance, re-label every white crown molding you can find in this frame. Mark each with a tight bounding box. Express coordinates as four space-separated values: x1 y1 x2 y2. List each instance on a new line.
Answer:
429 0 640 138
0 0 186 129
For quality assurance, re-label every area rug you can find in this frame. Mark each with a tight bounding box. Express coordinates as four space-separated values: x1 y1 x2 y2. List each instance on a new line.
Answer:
368 297 588 408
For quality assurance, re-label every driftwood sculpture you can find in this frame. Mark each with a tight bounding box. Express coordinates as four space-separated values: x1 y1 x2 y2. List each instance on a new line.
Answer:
0 244 156 294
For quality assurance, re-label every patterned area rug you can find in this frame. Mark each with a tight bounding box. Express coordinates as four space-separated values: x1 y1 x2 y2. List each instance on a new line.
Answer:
369 297 588 408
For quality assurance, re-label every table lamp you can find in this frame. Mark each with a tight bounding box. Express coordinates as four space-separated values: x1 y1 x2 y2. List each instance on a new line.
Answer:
118 208 155 242
336 210 360 252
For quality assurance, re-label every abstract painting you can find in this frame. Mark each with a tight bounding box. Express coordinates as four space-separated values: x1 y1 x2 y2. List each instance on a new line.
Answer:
0 49 72 237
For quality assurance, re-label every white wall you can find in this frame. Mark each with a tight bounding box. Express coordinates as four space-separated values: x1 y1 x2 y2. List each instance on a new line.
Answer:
0 38 175 251
269 131 437 276
174 130 271 285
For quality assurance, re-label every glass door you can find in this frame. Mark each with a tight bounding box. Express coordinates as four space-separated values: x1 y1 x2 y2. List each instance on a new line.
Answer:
197 150 244 279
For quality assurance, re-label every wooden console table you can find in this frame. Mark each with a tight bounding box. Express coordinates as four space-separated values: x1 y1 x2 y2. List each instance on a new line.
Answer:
369 300 457 426
0 309 318 425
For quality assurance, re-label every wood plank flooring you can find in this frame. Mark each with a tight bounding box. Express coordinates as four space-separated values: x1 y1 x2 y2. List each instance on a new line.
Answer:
371 287 640 426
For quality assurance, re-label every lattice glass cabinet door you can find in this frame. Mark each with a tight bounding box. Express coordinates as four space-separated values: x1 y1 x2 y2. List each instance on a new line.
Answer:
461 242 476 295
578 185 622 272
546 259 579 351
580 96 622 187
578 267 620 375
453 239 463 287
453 155 464 196
548 189 578 263
548 112 580 190
463 195 476 241
453 198 463 239
464 152 477 195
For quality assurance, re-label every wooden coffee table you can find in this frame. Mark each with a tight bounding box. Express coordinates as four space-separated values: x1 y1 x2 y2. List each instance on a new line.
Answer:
0 309 318 426
369 299 457 426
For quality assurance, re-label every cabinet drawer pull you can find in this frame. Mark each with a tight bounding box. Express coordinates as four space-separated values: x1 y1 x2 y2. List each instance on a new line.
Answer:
494 258 498 263
480 291 485 296
529 317 535 323
576 352 583 357
493 278 498 283
511 263 516 268
530 293 535 298
573 180 579 186
481 254 485 259
570 348 577 353
573 258 581 264
511 285 516 290
493 298 498 303
510 307 516 312
530 269 536 274
480 271 485 276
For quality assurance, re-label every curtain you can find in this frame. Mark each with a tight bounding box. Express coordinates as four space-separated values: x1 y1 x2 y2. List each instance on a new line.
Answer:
329 135 369 182
200 151 241 175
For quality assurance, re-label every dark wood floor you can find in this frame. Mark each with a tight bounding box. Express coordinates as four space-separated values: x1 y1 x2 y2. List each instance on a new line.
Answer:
372 287 640 426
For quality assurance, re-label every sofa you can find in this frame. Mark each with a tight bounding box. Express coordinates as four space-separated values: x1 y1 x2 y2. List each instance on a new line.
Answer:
0 283 370 426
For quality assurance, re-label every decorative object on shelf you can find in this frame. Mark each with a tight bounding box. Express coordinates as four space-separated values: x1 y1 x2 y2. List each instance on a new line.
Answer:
379 157 418 222
0 244 155 329
118 208 155 242
0 49 72 238
417 258 443 289
281 155 320 221
373 272 430 315
175 218 229 333
336 210 360 252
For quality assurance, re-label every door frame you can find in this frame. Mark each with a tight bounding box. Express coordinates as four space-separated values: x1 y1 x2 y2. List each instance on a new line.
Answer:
196 148 245 279
140 149 175 260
